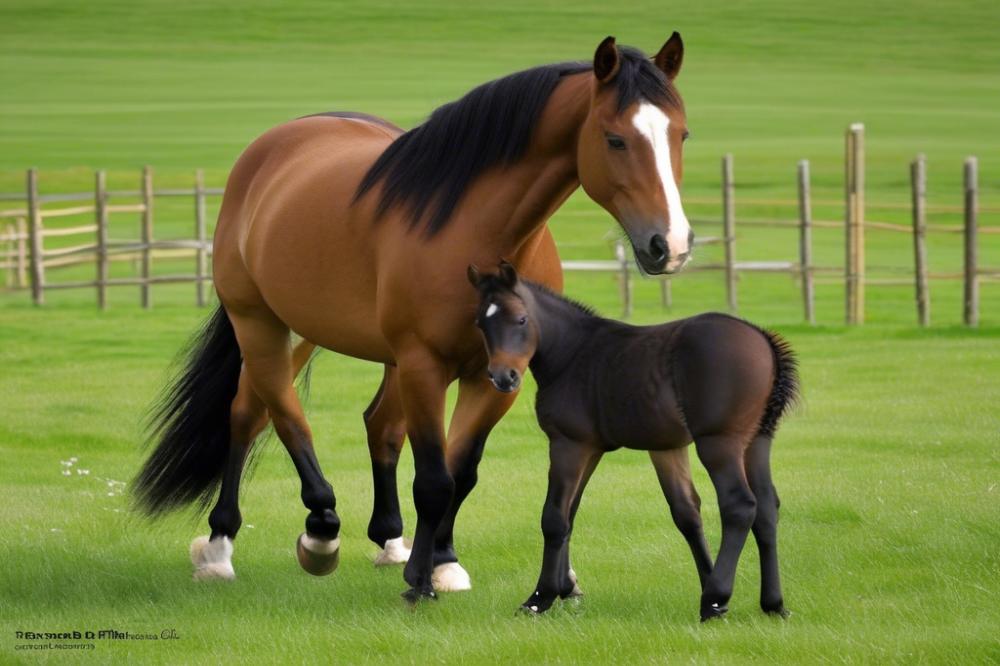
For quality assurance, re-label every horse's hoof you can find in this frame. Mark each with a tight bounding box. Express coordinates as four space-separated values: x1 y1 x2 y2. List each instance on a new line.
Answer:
190 535 235 581
432 562 471 592
374 536 412 567
401 587 437 604
296 533 340 576
700 602 729 622
520 590 556 615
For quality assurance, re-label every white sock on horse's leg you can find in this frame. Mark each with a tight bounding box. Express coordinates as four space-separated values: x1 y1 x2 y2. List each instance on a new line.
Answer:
373 536 411 566
432 561 472 592
190 535 235 581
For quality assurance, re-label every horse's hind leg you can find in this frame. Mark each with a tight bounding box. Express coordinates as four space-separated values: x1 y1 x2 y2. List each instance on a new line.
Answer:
649 447 713 587
364 364 411 566
695 434 757 621
744 434 787 617
192 339 316 580
227 305 342 575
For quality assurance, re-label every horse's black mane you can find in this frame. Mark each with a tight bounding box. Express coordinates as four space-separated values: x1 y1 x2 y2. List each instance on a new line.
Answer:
354 45 678 236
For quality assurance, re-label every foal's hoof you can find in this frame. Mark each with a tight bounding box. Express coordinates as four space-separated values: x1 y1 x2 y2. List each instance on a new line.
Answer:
520 591 557 615
432 562 472 592
700 602 729 622
563 568 583 598
764 605 790 619
190 535 235 581
373 536 412 567
401 587 437 604
296 533 340 576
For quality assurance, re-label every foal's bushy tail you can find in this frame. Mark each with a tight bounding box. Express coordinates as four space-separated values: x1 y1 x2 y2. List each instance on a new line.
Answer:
133 305 242 517
756 330 800 438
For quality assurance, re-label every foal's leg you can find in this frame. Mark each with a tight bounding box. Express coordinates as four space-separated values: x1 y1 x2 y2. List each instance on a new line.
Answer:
229 307 342 575
559 452 603 597
523 439 600 614
431 373 517 591
649 447 713 587
695 434 757 621
194 339 316 580
744 435 787 617
363 364 411 566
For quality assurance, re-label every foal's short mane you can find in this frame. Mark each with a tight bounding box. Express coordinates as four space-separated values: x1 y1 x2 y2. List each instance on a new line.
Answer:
354 46 679 236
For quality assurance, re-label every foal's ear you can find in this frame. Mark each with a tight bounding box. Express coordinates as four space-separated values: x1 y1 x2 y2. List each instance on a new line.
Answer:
593 36 620 84
498 260 519 288
467 264 482 287
654 31 684 81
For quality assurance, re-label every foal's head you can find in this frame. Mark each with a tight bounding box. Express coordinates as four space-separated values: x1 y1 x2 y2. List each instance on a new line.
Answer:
578 33 692 275
467 262 537 393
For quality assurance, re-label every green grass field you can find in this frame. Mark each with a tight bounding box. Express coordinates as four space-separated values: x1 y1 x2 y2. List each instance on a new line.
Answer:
2 1 999 663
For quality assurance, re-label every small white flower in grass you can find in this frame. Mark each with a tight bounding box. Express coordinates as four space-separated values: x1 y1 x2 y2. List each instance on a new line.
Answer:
62 470 72 476
61 460 72 467
50 528 61 533
70 457 78 463
246 524 255 529
77 469 90 475
107 492 115 497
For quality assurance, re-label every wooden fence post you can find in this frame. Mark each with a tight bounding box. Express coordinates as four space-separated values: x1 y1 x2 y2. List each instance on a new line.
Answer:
797 159 815 325
141 166 153 308
722 153 737 313
963 156 979 327
660 278 672 310
910 155 929 327
96 170 109 310
615 239 632 319
26 168 44 305
3 223 12 287
845 123 865 324
195 169 208 307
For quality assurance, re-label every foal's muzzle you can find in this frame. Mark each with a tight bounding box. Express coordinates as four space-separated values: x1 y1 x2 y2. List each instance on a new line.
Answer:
488 368 521 393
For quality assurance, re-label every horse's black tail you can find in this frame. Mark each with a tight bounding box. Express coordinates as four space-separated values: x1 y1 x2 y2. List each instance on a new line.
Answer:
133 304 243 517
756 329 800 439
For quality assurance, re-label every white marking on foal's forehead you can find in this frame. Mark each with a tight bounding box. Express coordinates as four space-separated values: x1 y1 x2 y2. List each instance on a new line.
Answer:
485 303 499 318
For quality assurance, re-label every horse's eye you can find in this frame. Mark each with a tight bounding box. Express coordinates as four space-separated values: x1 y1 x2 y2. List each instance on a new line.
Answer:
682 130 691 142
517 316 528 326
606 135 626 151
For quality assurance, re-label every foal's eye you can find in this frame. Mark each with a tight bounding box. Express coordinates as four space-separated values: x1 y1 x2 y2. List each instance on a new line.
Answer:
682 130 691 142
605 135 626 150
517 316 527 326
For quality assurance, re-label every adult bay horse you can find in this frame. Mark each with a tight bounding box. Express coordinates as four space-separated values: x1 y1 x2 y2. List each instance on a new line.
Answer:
133 33 694 601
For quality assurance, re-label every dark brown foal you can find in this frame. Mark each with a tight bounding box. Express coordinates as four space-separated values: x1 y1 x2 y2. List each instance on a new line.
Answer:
468 262 798 621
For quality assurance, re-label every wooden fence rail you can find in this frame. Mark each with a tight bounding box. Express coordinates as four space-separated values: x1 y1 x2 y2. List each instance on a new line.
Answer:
1 129 994 324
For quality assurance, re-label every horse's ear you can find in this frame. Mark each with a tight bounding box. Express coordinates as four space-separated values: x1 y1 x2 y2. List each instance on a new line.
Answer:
498 260 519 288
593 36 620 84
467 264 482 287
654 31 684 81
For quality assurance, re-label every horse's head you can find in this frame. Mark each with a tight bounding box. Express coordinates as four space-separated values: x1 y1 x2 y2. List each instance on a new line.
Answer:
467 262 537 393
577 33 691 275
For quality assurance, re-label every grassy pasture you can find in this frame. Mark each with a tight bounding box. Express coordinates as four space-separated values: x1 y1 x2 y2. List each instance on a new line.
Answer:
1 0 999 663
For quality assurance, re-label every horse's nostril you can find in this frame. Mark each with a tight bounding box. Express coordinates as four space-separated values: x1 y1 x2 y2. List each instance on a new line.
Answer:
688 229 695 248
649 234 668 262
508 369 518 381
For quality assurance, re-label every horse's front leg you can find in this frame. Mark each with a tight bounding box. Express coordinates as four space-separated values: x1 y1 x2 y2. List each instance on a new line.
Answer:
522 438 600 614
395 350 455 601
430 373 518 591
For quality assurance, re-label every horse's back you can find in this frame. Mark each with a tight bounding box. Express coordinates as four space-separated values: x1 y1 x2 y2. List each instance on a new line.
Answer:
213 114 400 361
671 313 775 438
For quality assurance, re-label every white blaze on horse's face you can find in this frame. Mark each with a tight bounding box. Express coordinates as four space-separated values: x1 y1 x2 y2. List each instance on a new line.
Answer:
631 103 692 273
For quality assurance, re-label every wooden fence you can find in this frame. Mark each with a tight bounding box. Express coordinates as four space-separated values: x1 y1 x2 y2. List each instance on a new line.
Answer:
1 166 220 309
1 124 996 324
